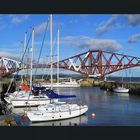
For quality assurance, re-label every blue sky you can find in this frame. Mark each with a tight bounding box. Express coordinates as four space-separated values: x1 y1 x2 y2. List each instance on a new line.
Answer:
1 14 140 76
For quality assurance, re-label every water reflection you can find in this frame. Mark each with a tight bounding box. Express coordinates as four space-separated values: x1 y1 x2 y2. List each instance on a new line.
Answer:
30 115 88 126
6 87 140 126
114 92 129 97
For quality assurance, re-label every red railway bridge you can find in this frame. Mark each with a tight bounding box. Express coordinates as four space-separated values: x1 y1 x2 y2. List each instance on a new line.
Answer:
0 50 140 77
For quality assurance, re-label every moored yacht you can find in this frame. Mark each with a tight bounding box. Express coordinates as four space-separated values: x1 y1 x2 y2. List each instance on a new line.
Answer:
41 78 80 88
4 28 58 108
4 86 58 108
26 90 88 122
26 15 88 123
27 101 88 122
113 86 129 93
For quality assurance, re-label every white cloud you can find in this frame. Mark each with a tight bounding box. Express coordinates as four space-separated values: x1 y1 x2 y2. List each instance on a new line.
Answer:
61 36 84 41
127 14 140 26
61 36 123 52
34 21 48 35
128 33 140 43
95 14 140 36
0 51 19 58
10 15 30 24
96 15 118 36
34 18 63 35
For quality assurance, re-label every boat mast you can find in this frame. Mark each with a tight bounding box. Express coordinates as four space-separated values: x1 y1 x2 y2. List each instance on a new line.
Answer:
121 65 124 88
30 28 34 91
20 41 23 81
129 69 131 88
20 41 24 62
57 29 60 85
121 73 123 88
50 15 53 90
24 32 27 82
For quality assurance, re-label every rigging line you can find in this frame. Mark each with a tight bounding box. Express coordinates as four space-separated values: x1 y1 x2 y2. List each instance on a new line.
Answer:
26 47 30 85
5 67 18 95
40 36 57 80
34 19 49 77
20 31 32 66
37 36 57 81
26 29 35 112
48 37 57 80
11 31 32 78
45 36 57 81
5 31 32 95
52 36 57 59
42 56 49 80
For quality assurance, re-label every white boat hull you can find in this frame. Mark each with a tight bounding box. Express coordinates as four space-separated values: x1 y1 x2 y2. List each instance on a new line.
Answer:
27 105 88 122
41 79 80 88
10 99 56 107
4 96 58 107
6 104 37 114
113 88 129 93
30 115 88 126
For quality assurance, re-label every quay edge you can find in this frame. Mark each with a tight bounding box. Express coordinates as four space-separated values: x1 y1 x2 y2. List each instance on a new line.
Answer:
80 78 140 95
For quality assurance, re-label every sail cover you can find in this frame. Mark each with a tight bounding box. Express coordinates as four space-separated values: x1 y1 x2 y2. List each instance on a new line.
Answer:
45 90 76 99
32 86 46 91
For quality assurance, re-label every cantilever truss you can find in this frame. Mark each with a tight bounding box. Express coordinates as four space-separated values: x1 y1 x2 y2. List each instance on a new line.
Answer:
0 57 21 76
52 50 140 77
1 50 140 77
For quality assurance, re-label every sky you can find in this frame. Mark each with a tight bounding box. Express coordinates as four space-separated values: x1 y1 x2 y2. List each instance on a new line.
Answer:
1 14 140 77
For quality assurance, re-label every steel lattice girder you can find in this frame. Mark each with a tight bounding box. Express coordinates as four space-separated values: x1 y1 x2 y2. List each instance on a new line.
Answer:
52 50 140 77
0 57 21 76
1 50 140 77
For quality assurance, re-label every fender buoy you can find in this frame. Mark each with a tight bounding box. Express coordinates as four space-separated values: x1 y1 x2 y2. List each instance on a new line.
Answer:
91 113 96 118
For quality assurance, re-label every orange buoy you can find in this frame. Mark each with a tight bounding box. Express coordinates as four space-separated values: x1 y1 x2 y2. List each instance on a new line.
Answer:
91 113 96 118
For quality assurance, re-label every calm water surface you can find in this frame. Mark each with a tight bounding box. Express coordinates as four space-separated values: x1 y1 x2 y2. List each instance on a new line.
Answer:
28 87 140 126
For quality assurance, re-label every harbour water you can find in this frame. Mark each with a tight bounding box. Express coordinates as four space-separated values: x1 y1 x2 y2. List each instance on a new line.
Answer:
25 86 140 126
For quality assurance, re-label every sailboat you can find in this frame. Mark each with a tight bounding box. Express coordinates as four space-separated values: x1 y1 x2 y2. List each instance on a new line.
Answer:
113 67 129 93
113 86 129 93
4 29 58 108
41 29 80 88
26 15 88 122
27 101 88 122
42 78 80 88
